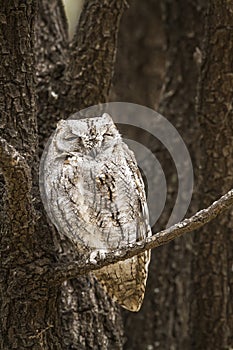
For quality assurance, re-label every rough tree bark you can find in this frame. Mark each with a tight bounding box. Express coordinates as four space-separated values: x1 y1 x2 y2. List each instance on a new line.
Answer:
0 0 127 349
190 1 233 349
0 1 63 348
148 1 205 349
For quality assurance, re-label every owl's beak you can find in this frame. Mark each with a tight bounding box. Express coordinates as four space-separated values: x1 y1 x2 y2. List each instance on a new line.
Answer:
89 148 98 158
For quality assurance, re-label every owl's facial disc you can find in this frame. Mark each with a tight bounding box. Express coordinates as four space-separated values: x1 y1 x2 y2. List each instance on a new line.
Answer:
55 115 121 156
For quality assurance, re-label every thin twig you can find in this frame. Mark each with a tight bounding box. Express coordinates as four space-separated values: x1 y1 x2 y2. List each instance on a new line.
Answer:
50 188 233 284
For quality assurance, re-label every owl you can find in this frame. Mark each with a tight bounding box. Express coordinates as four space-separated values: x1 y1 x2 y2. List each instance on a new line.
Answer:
41 113 151 311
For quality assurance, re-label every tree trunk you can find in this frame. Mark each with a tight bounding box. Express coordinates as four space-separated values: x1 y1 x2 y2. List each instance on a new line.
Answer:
0 2 62 348
0 0 126 348
190 1 233 349
110 0 165 109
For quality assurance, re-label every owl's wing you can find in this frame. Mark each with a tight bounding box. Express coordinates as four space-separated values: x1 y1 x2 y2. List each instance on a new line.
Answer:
92 141 151 248
93 142 151 311
120 142 151 242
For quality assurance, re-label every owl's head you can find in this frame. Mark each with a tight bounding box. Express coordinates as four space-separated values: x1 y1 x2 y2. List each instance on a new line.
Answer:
53 113 121 156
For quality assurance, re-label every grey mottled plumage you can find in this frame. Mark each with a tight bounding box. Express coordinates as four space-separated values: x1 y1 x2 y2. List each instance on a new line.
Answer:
41 113 151 311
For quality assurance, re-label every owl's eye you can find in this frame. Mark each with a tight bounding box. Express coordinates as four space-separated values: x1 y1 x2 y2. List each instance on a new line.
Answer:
64 133 78 142
103 133 113 139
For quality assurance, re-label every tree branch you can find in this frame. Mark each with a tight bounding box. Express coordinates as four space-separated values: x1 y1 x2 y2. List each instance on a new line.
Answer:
35 0 70 145
0 137 33 235
0 1 37 162
48 188 233 284
36 0 68 77
65 0 128 111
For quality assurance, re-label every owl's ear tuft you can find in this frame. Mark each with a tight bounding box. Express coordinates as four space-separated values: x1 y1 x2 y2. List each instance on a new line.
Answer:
56 119 67 128
102 113 113 123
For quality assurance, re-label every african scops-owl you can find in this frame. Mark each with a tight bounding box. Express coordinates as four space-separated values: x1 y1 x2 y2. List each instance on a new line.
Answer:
41 113 151 311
